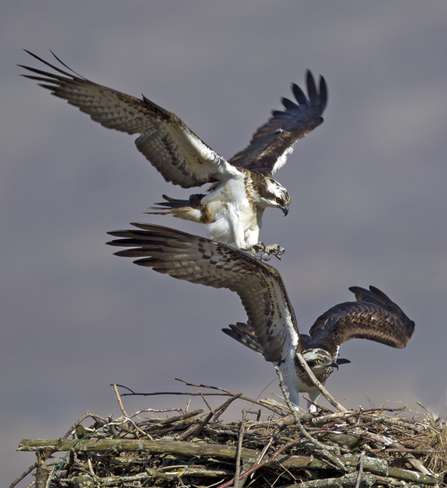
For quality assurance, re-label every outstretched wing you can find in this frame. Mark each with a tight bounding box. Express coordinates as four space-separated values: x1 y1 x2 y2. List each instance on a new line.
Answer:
305 286 415 356
20 51 236 189
107 223 299 362
228 70 327 175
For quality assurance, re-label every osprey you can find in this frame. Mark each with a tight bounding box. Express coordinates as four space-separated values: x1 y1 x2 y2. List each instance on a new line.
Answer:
20 51 327 259
107 224 415 411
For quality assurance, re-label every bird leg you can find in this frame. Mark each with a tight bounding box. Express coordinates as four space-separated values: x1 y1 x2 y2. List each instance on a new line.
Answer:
250 242 285 261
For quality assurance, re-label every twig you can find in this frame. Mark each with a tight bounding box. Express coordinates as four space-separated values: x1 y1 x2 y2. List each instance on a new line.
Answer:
199 391 214 412
257 398 297 416
115 381 280 412
215 435 304 488
354 451 365 488
116 416 153 440
129 407 183 418
213 392 243 422
360 413 428 433
254 437 274 468
115 383 228 397
112 383 129 418
364 431 433 475
175 378 280 413
311 410 357 424
62 411 108 439
145 409 205 428
234 410 246 488
303 394 334 414
37 456 51 488
87 458 97 479
274 367 301 424
177 411 213 441
282 472 377 487
295 352 347 412
368 448 444 453
185 397 191 413
67 466 234 485
417 401 439 422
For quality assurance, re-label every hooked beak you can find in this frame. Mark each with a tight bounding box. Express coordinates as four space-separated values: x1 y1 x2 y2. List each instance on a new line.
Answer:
280 205 289 216
335 358 351 369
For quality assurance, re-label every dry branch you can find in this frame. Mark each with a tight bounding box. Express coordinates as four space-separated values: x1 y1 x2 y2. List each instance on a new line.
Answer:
11 382 445 488
17 437 440 484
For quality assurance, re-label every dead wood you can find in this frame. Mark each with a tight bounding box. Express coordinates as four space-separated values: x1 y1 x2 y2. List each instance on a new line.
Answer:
11 382 446 487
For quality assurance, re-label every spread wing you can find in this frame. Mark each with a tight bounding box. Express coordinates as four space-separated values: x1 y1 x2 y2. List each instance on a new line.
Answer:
304 286 415 356
20 51 238 189
228 70 327 175
107 223 299 362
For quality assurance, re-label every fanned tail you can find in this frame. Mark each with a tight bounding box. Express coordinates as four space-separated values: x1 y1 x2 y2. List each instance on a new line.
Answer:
146 193 208 223
222 322 264 356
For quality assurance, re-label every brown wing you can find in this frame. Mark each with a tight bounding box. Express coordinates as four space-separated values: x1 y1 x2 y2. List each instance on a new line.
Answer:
107 223 299 362
20 51 235 188
228 70 327 174
305 286 415 356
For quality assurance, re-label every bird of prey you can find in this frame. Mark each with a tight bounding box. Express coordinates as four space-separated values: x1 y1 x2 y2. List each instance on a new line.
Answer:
107 223 415 411
20 51 327 259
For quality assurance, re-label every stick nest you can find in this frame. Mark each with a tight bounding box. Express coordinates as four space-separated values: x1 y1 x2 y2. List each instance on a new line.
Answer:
13 382 447 488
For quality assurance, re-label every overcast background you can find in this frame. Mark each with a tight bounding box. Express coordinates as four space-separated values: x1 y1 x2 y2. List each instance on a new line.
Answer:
2 2 447 484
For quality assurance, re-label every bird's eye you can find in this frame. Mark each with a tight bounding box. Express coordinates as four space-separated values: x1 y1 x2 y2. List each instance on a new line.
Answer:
276 198 282 204
317 359 323 364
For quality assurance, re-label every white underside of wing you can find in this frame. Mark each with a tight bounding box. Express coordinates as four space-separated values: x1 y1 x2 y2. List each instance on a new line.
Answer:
271 146 294 175
270 279 299 351
335 345 340 359
251 275 299 365
166 125 241 178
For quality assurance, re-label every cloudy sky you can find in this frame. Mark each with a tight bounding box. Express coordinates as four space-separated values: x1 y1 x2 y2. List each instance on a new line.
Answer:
2 1 447 484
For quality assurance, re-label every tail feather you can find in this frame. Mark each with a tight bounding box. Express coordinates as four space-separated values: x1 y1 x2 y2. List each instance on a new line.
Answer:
222 322 264 355
146 193 207 221
151 193 205 209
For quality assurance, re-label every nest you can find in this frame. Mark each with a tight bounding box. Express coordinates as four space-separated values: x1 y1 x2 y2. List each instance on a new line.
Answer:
13 380 447 488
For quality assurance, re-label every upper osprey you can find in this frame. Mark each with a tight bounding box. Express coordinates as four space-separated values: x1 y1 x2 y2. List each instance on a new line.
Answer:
20 51 327 259
107 224 415 411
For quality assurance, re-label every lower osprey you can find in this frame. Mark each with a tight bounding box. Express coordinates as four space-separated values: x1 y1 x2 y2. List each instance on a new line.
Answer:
107 224 415 412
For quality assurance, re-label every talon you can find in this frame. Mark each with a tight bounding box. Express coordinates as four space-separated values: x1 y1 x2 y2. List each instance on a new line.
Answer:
251 243 265 260
261 244 285 261
272 247 285 260
250 242 284 261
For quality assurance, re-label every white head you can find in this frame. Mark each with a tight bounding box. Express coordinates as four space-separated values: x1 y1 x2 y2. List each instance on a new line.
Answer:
259 177 291 215
300 348 338 374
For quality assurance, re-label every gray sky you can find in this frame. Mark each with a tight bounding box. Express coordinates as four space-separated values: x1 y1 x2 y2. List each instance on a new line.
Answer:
2 1 447 484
